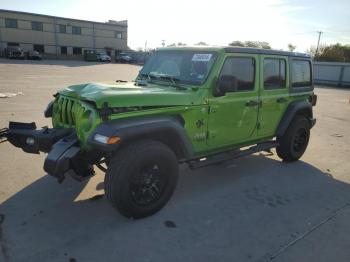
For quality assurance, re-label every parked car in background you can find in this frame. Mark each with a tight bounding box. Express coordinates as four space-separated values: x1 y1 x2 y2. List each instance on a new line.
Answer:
116 52 133 63
5 46 25 59
84 49 98 62
97 53 111 62
27 50 42 60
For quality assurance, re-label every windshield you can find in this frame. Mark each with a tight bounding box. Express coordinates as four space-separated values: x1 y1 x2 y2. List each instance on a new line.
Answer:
139 50 217 86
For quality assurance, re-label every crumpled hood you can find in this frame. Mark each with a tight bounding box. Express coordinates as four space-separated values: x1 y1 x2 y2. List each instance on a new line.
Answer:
59 82 202 108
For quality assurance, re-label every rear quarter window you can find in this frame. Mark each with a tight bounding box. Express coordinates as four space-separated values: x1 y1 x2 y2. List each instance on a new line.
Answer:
291 60 312 88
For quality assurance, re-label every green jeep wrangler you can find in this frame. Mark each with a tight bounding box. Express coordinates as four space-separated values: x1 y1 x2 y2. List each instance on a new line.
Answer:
1 47 317 218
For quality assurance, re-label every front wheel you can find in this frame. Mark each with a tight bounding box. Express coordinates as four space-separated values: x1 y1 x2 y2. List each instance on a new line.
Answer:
104 140 179 219
276 116 310 162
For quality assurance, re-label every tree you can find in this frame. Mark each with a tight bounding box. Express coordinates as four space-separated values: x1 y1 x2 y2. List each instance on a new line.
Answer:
167 42 187 47
228 40 245 47
259 41 271 49
312 43 350 62
195 41 208 46
229 40 271 49
287 43 296 52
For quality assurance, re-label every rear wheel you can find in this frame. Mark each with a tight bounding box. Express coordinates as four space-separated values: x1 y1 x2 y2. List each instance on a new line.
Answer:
104 140 179 219
276 116 310 162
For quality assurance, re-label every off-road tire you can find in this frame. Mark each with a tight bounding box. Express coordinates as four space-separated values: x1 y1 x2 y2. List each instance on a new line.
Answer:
104 140 179 219
276 116 310 162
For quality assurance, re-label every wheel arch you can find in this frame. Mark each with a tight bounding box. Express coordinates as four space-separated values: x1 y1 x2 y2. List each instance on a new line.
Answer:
88 115 194 161
276 100 313 138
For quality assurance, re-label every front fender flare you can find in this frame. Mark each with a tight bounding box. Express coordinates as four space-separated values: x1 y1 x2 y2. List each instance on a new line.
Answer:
88 116 194 159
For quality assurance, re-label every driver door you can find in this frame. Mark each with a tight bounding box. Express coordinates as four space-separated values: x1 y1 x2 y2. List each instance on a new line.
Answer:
207 54 260 148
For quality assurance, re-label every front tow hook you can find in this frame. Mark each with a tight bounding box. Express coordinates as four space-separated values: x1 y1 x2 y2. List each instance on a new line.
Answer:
0 128 8 144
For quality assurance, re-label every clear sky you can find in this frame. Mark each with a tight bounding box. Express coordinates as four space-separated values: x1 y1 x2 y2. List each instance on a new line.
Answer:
1 0 349 51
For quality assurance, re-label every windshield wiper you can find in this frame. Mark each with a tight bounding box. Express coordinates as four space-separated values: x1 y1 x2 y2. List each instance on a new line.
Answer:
140 73 157 80
151 74 187 90
139 73 186 90
158 75 180 84
135 73 154 86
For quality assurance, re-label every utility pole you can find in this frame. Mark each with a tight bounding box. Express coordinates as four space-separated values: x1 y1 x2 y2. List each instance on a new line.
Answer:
315 31 323 56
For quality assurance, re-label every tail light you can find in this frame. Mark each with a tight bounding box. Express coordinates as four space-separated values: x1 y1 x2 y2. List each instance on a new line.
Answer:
309 94 317 106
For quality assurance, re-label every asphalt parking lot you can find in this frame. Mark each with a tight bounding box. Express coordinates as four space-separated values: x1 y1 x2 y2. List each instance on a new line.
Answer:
0 59 350 262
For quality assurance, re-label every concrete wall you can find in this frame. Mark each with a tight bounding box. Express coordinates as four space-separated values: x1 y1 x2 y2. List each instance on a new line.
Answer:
314 62 350 87
0 9 128 58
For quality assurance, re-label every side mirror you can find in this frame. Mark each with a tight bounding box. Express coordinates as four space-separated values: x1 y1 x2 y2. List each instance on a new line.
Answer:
213 75 238 97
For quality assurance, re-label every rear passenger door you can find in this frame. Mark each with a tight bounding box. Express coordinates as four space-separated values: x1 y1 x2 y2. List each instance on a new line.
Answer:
258 55 290 137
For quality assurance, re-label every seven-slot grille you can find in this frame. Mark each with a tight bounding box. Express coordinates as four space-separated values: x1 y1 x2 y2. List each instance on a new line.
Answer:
56 96 82 126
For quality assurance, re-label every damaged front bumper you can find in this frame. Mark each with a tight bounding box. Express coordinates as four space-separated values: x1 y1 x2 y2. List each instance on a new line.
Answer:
1 122 94 182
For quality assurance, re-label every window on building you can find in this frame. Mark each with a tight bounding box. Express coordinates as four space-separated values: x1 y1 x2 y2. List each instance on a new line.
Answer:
72 26 81 35
59 24 66 33
219 57 255 92
263 58 286 89
33 44 45 53
7 42 19 47
31 21 43 31
5 18 17 28
115 31 122 39
61 46 67 55
291 60 311 87
73 47 82 55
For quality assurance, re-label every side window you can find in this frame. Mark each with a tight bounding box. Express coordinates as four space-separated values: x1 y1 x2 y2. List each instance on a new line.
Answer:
220 57 255 92
59 25 66 34
291 60 311 87
5 18 17 28
31 21 43 31
264 58 286 89
72 26 82 35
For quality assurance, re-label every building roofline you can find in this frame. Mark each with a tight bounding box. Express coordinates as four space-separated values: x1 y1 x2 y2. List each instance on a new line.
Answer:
0 9 127 28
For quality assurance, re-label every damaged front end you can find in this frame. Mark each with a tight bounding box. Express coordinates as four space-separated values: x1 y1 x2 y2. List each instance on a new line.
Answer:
1 121 95 183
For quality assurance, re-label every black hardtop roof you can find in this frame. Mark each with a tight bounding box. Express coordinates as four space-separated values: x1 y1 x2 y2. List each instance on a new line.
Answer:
159 46 310 58
224 47 311 58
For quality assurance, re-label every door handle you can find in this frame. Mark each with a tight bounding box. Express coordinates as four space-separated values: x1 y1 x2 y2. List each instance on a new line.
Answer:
276 97 287 103
246 100 260 107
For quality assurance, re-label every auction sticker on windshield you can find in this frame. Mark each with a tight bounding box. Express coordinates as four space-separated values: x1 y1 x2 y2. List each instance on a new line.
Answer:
192 54 212 62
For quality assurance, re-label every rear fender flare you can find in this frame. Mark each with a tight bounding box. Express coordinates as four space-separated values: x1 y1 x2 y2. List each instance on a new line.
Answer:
276 100 313 138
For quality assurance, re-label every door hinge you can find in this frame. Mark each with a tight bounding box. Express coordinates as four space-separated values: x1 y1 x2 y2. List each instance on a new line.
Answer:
207 130 217 139
209 105 219 114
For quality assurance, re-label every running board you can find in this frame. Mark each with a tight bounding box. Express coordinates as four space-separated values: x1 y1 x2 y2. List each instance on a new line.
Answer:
188 141 278 169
